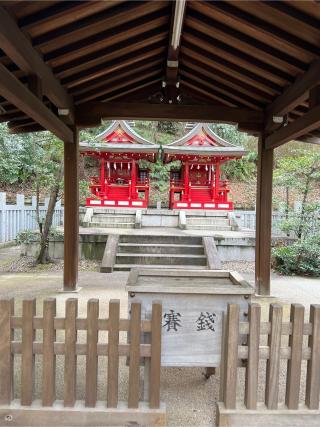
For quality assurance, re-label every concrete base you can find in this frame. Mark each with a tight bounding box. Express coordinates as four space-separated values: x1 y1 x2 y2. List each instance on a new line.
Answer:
59 287 82 293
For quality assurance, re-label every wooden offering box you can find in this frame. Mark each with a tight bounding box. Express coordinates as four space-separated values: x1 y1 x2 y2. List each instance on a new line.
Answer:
127 269 254 367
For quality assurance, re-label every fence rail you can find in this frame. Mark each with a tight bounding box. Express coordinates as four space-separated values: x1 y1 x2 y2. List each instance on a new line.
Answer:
0 192 63 243
0 298 165 427
217 302 320 426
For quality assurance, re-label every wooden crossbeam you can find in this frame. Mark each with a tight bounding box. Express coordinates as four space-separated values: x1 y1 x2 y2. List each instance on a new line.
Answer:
265 104 320 149
75 102 263 129
0 63 73 142
266 60 320 119
0 6 74 124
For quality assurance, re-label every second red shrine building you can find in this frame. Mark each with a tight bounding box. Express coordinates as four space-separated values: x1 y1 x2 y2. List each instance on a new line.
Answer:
80 121 246 210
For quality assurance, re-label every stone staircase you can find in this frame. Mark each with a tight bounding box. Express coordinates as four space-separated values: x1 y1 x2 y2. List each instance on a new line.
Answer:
185 211 238 231
82 208 137 229
108 235 208 271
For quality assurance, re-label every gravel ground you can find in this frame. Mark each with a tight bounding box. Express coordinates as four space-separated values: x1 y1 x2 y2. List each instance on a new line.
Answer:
0 254 99 273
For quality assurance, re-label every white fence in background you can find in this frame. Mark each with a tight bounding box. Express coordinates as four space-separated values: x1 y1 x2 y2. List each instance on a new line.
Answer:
0 193 64 243
235 210 287 234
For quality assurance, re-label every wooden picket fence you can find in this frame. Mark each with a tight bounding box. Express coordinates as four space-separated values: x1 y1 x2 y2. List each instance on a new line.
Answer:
217 303 320 426
0 298 165 427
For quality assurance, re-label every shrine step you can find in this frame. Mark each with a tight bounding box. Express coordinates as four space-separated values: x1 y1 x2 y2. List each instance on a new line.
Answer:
186 224 232 231
115 253 207 266
119 235 203 245
92 215 136 224
114 264 206 271
89 222 135 229
117 243 205 255
187 217 230 226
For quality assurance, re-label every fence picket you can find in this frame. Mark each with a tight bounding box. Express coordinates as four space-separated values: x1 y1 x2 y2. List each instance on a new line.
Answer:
85 299 99 407
245 303 261 409
149 301 162 409
107 300 120 408
285 304 304 410
0 299 14 404
128 302 141 409
42 298 56 407
306 305 320 409
265 304 283 409
64 298 78 407
223 304 240 409
21 298 36 406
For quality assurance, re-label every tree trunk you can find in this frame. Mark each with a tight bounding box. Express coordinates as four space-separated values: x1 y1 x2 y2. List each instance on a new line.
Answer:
297 174 312 239
37 162 64 264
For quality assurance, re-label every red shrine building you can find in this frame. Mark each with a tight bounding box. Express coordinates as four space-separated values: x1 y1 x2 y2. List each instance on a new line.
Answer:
163 124 246 210
80 121 159 208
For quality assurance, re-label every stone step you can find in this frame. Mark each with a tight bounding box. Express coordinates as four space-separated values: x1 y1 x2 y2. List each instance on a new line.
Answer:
119 235 203 245
92 216 135 224
114 264 207 271
115 253 207 266
89 222 135 229
187 217 230 225
186 224 232 231
117 243 204 255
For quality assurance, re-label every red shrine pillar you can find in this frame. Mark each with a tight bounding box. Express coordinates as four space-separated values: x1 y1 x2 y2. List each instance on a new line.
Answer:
100 157 105 195
131 160 137 199
215 162 220 201
184 162 189 200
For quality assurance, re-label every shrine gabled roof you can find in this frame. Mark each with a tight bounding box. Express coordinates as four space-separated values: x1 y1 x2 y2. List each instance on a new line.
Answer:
79 120 159 154
163 123 247 157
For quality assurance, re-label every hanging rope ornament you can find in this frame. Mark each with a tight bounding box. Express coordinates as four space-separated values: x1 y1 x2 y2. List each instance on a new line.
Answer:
114 163 117 170
205 165 208 171
107 162 110 169
197 164 200 170
128 163 131 171
191 164 194 170
120 162 123 170
211 165 215 172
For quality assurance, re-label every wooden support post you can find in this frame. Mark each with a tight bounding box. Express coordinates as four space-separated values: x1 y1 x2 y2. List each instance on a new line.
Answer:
63 128 79 291
131 160 137 199
215 163 220 200
255 134 274 295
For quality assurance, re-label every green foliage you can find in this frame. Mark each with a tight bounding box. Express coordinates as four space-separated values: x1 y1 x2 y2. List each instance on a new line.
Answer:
279 204 320 239
222 151 257 181
272 234 320 276
274 150 320 193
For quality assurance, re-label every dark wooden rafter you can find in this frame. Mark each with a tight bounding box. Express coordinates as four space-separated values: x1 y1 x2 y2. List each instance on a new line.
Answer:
0 62 72 142
265 61 320 148
163 0 186 103
0 5 74 124
75 102 264 128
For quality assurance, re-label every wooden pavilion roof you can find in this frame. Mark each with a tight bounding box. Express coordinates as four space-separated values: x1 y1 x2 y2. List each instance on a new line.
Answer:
0 1 319 147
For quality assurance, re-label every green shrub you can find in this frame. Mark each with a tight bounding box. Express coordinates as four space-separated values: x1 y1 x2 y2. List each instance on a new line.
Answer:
16 228 64 244
272 235 320 276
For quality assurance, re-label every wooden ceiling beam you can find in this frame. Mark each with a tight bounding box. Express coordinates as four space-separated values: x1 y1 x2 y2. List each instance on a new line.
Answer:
185 11 306 75
0 62 73 142
102 79 162 103
71 57 163 98
35 1 167 54
198 2 316 63
75 102 264 127
75 68 162 105
64 45 166 90
180 56 272 103
266 60 320 119
181 44 282 95
55 29 168 80
163 0 186 103
46 12 168 68
0 6 74 124
179 68 262 110
265 104 320 149
183 30 292 87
